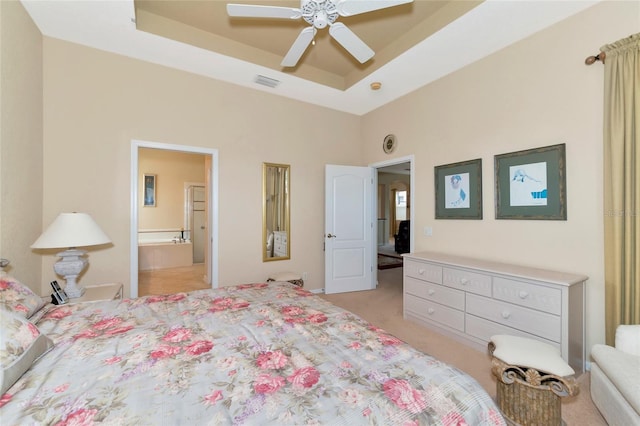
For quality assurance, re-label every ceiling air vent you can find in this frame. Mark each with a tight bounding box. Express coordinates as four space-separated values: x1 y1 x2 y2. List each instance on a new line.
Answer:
255 75 280 88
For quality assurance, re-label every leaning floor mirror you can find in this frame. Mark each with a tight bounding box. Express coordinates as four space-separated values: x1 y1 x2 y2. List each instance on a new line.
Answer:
263 163 290 261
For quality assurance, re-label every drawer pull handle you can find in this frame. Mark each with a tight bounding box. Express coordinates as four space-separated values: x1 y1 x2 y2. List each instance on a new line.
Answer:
501 311 511 319
418 268 425 275
428 289 435 296
519 291 529 299
460 278 469 285
427 308 435 315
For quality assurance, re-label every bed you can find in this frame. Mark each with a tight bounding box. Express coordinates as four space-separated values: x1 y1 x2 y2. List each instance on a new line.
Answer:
1 275 505 425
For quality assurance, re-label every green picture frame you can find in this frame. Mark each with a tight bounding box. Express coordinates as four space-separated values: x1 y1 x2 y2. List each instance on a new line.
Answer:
435 159 483 219
494 143 566 220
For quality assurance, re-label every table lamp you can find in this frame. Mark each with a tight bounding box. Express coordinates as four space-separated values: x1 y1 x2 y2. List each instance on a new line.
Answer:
31 212 111 298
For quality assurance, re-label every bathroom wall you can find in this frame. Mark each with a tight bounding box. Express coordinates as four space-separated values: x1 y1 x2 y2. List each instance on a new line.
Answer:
138 147 206 233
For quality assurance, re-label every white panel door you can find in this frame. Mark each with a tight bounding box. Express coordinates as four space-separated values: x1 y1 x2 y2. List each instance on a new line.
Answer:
325 165 375 294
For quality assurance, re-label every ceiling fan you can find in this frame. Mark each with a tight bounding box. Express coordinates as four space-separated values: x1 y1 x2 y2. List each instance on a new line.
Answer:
227 0 414 67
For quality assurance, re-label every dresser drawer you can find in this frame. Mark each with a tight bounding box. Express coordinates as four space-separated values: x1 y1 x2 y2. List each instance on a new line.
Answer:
405 295 464 332
493 277 561 315
443 267 491 297
466 294 561 342
465 314 560 351
405 276 464 310
404 260 442 284
274 243 287 256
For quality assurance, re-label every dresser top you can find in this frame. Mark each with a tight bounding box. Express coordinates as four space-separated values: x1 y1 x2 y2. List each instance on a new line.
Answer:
404 251 588 286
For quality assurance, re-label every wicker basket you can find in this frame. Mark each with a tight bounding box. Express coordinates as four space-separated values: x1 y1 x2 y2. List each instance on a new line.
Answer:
489 341 578 426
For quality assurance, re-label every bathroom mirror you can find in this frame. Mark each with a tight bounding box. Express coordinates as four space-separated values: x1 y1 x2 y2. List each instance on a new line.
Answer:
263 163 290 261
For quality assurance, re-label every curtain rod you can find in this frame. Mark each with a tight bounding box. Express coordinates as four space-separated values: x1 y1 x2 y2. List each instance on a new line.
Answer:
585 51 606 65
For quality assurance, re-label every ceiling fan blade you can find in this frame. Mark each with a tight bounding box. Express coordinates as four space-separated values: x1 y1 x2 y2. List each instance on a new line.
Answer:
281 27 316 67
227 4 302 19
335 0 413 17
329 22 374 64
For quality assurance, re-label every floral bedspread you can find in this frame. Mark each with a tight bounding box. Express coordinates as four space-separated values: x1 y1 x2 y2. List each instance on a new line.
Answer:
2 282 505 425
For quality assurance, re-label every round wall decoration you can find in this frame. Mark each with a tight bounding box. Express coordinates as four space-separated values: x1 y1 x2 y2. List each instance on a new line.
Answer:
383 134 397 154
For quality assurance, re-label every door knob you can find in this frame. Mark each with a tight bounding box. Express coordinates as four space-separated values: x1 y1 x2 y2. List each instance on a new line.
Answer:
326 233 337 238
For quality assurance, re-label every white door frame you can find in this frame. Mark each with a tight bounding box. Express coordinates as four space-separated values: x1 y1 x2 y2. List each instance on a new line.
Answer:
369 154 415 258
130 140 219 298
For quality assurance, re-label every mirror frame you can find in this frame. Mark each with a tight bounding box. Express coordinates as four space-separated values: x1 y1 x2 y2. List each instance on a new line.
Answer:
262 162 290 262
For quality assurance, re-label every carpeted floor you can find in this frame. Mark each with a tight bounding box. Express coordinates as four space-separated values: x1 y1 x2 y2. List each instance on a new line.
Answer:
320 268 606 426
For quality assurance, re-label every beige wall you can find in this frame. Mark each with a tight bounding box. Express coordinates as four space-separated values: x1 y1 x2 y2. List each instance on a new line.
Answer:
0 1 43 291
41 37 362 296
362 0 639 350
138 148 205 231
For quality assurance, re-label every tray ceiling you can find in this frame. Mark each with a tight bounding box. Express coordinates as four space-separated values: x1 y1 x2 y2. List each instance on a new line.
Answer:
22 0 600 115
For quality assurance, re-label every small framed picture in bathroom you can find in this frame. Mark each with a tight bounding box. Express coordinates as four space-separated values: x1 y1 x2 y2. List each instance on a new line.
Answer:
143 173 156 207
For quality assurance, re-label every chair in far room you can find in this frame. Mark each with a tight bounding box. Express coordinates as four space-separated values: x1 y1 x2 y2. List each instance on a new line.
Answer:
394 220 410 254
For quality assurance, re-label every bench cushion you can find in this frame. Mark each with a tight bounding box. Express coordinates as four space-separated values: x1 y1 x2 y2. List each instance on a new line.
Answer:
490 335 574 377
591 344 640 415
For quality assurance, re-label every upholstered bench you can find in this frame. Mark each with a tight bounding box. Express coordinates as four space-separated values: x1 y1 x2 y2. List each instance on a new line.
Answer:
488 335 578 426
590 324 640 424
266 271 303 287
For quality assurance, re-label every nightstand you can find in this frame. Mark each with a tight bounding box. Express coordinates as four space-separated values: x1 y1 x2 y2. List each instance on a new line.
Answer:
70 283 123 303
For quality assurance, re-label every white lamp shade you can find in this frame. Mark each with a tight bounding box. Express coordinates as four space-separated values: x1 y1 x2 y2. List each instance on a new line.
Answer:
31 213 111 249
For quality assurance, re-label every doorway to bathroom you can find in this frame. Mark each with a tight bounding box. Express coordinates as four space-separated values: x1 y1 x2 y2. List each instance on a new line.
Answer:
130 140 219 298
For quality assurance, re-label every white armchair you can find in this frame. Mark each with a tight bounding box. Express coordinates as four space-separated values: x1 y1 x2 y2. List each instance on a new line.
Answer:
590 325 640 425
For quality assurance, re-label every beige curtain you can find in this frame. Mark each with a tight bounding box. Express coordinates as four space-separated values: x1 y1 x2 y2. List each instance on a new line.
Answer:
602 33 640 345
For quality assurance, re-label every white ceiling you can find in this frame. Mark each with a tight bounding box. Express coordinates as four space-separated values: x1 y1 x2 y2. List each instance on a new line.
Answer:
22 0 599 116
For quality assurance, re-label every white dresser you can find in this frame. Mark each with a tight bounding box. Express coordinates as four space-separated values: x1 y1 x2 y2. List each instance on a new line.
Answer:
273 231 288 257
403 251 587 374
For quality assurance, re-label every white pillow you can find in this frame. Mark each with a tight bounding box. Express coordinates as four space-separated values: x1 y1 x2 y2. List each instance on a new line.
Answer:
615 325 640 356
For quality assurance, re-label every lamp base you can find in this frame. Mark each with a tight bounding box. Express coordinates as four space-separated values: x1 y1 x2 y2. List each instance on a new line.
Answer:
53 249 88 299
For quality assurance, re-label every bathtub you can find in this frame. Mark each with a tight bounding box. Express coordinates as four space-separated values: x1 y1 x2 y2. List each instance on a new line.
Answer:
138 240 193 271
